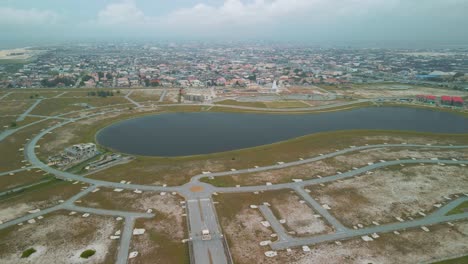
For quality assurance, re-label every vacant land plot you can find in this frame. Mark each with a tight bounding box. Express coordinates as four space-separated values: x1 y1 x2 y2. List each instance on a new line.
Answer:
0 180 86 223
237 221 468 264
329 148 467 170
128 194 188 264
0 211 120 264
216 99 267 108
0 119 57 172
31 97 128 116
80 187 183 214
2 91 62 100
273 193 333 236
323 84 467 99
307 165 468 227
0 100 34 116
203 160 337 187
0 170 51 192
263 101 310 108
202 148 467 187
128 90 162 102
215 190 332 262
90 131 468 186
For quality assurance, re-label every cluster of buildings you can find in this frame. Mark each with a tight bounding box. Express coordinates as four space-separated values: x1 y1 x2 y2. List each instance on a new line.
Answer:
47 143 98 168
416 95 464 107
1 43 467 90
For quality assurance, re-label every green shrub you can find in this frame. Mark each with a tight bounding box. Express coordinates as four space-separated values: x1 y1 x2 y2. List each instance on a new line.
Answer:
21 248 36 258
80 249 96 259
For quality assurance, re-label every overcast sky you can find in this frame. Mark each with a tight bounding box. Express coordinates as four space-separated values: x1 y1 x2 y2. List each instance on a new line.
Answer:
1 0 468 47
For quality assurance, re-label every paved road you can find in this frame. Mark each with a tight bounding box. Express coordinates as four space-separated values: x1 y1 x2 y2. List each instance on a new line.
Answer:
0 167 37 176
117 216 136 264
293 186 348 232
187 198 229 264
0 92 13 100
270 197 468 250
0 178 54 197
159 89 168 102
17 99 42 122
258 205 290 242
124 90 142 108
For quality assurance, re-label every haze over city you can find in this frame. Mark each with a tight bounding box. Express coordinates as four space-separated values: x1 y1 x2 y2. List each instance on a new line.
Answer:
1 0 468 47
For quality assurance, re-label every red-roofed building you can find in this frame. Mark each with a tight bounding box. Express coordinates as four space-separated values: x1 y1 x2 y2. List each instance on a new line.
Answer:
441 96 452 105
452 96 464 107
425 95 436 104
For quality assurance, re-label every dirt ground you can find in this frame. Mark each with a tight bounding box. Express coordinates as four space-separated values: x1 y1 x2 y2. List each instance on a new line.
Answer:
233 221 468 264
204 147 466 187
330 85 467 99
80 188 184 216
215 190 331 263
0 211 120 264
329 147 467 171
273 194 333 237
0 181 87 223
128 193 188 264
307 164 468 227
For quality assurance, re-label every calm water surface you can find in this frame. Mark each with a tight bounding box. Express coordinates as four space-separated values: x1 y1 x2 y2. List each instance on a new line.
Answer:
96 107 468 156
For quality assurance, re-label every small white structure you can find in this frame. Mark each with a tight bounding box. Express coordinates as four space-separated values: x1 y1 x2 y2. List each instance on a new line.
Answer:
265 251 278 257
129 252 139 259
302 245 311 252
133 229 146 235
271 80 279 93
361 235 373 242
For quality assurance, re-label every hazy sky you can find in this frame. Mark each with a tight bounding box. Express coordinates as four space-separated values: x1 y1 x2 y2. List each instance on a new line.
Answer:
1 0 468 47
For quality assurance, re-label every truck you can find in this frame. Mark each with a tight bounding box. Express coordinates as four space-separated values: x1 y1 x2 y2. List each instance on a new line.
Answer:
201 229 211 241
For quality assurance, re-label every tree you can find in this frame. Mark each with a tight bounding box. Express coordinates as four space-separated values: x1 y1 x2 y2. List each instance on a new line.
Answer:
10 122 17 127
106 73 113 80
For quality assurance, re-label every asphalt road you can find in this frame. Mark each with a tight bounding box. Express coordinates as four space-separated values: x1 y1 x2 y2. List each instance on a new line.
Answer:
17 99 42 122
187 198 228 264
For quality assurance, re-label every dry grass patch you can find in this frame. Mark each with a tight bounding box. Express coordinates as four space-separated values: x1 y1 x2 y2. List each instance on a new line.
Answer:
214 190 331 263
80 187 183 214
128 194 188 264
307 165 468 227
0 119 58 172
0 180 87 223
0 211 120 264
0 170 51 192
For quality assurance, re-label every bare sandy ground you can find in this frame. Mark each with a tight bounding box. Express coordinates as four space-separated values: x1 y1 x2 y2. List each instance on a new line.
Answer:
341 85 467 98
331 148 467 169
273 194 333 236
128 194 187 263
0 212 119 263
308 165 468 226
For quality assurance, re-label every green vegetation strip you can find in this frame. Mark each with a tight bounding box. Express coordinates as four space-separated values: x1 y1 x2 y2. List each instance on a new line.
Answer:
446 201 468 216
432 255 468 264
21 248 36 258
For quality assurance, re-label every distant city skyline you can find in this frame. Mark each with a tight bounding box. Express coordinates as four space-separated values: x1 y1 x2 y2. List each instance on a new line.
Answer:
1 0 468 47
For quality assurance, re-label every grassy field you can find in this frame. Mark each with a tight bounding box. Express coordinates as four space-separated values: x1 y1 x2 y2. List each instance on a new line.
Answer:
0 119 58 172
215 99 267 108
128 90 162 102
31 97 129 116
90 130 468 186
0 170 52 192
432 256 468 264
447 201 468 216
263 100 311 108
